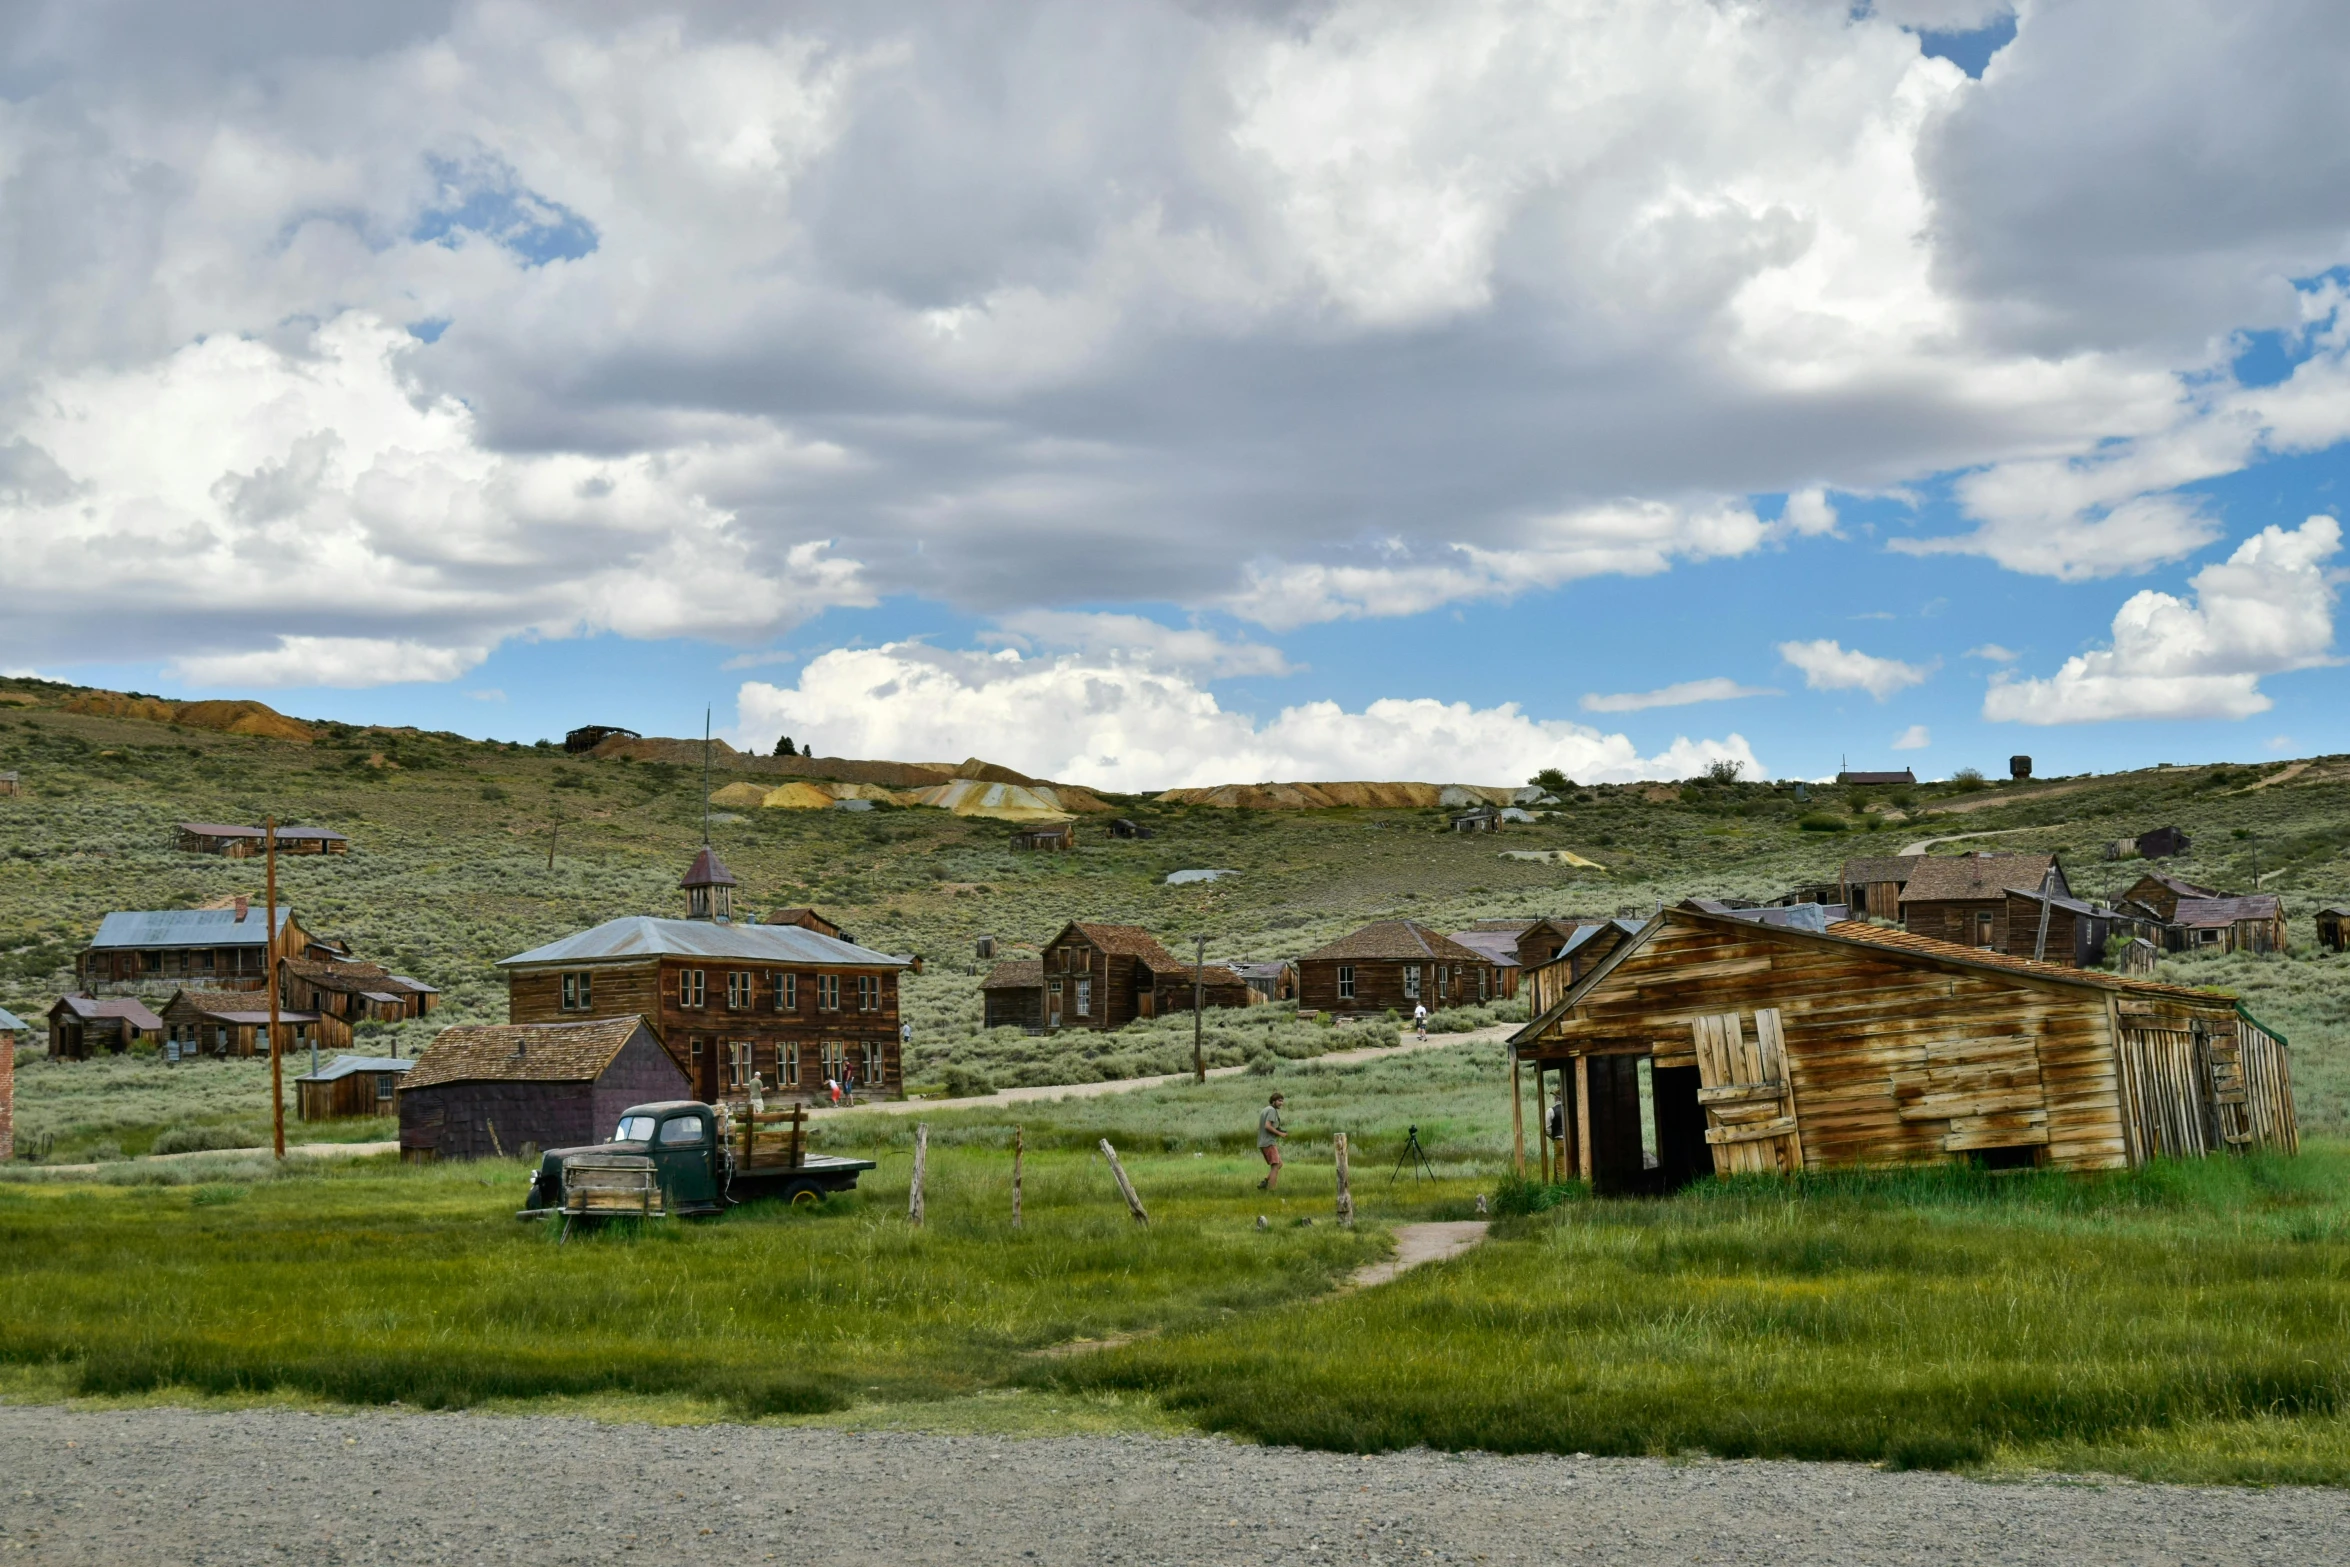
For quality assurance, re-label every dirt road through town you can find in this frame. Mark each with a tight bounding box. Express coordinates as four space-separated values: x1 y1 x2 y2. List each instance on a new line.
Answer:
1 1405 2338 1565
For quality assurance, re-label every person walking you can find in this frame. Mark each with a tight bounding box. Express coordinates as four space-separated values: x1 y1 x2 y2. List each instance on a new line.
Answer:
826 1076 841 1108
1257 1092 1288 1191
842 1068 857 1106
1413 1002 1429 1040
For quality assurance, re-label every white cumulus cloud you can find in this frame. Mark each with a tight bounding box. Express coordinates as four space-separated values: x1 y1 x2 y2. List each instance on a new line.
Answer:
1982 515 2341 724
1778 639 1934 700
733 643 1760 792
989 612 1293 677
1892 724 1931 750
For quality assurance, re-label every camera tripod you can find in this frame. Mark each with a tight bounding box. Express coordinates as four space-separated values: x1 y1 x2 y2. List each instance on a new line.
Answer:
1390 1124 1435 1183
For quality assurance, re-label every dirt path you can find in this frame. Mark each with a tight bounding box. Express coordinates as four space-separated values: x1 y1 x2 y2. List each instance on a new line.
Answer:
820 1025 1510 1119
1896 825 2070 855
4 1405 2341 1565
36 1139 398 1175
1916 778 2105 817
1345 1219 1488 1289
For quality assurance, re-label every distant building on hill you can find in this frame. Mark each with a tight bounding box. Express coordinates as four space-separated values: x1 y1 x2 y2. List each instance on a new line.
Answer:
77 902 303 993
174 822 349 856
1837 768 1916 786
1296 921 1499 1018
563 725 639 754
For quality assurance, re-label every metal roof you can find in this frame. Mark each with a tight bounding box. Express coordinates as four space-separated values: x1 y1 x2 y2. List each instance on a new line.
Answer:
296 1055 412 1083
498 915 912 969
51 996 164 1029
1445 930 1525 967
176 823 348 842
89 907 292 950
0 1007 24 1031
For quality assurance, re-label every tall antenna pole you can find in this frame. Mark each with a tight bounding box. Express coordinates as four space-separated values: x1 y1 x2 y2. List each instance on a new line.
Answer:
702 705 712 846
266 818 285 1159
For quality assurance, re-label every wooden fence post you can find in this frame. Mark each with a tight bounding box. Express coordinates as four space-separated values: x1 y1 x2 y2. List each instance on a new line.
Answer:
1333 1132 1353 1227
1510 1050 1525 1179
1012 1124 1024 1230
908 1123 928 1226
1099 1138 1148 1224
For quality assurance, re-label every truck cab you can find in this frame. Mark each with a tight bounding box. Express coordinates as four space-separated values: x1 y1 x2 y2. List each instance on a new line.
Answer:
523 1101 721 1217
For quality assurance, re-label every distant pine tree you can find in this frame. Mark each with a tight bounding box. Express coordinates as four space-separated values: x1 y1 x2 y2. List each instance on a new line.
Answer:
774 736 796 756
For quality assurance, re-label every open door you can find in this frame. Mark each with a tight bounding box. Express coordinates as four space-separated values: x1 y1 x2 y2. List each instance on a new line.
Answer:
1693 1009 1804 1175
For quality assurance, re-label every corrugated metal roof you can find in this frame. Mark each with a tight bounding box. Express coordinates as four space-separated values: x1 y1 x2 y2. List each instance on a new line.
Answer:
1446 931 1525 967
498 916 911 969
89 907 291 950
0 1007 25 1031
296 1055 411 1083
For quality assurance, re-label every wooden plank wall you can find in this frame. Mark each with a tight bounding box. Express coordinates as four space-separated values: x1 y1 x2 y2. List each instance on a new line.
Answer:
1521 915 2134 1172
2237 1016 2299 1155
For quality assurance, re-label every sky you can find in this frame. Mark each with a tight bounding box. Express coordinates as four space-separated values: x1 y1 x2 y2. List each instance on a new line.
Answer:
3 0 2348 788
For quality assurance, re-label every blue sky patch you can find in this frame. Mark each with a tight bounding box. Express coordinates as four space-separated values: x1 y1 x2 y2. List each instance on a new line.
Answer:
1914 15 2018 79
413 154 597 266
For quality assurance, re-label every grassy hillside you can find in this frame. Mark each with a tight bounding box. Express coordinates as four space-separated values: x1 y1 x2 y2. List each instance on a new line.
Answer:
4 676 2349 1122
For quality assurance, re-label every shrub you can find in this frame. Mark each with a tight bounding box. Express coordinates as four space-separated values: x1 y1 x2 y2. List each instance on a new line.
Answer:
152 1124 265 1156
1797 813 1849 833
479 786 508 802
1949 767 1987 792
1704 759 1744 784
941 1064 998 1098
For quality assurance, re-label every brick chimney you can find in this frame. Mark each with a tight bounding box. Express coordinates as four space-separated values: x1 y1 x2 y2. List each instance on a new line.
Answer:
234 895 249 922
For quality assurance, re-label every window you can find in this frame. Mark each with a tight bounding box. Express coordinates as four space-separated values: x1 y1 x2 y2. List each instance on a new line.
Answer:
614 1114 658 1142
1403 965 1421 1000
818 974 840 1011
691 1035 706 1058
1973 912 1994 948
726 1041 750 1090
1336 965 1355 1000
779 1043 800 1088
142 951 161 972
1075 978 1092 1017
1048 978 1063 994
375 1073 397 1103
821 1041 846 1081
777 973 797 1012
862 1040 885 1082
858 974 880 1012
561 972 593 1011
658 1116 706 1146
727 971 754 1010
679 969 707 1008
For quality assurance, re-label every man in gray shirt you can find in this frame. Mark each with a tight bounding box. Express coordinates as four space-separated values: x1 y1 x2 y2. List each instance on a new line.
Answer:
1257 1092 1288 1191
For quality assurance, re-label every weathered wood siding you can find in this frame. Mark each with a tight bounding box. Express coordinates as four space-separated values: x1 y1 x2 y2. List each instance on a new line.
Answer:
399 1080 596 1161
983 986 1044 1031
508 958 900 1103
1298 957 1497 1016
1523 917 2136 1172
1902 898 2010 949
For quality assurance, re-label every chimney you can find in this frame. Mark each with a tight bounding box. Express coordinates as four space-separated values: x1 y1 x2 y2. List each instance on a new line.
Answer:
234 895 249 922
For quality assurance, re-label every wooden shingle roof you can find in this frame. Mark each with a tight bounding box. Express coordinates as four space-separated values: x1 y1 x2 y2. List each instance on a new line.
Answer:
980 959 1044 991
1897 853 2056 904
1056 922 1183 966
1297 920 1491 965
1840 855 1919 885
403 1018 650 1090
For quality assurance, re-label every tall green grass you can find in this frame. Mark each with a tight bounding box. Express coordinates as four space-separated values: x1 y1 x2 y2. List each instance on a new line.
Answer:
1041 1148 2350 1479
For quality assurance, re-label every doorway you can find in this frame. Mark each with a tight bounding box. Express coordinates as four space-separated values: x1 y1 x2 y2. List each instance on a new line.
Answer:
1580 1055 1713 1197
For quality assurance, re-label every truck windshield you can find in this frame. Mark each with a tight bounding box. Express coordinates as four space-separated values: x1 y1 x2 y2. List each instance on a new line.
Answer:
658 1117 707 1146
613 1115 657 1143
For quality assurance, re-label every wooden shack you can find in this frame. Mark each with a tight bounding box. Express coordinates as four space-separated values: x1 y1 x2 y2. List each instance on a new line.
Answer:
2320 907 2349 954
1230 960 1298 1004
0 771 18 798
297 1055 410 1120
1296 921 1499 1018
1010 824 1076 852
46 996 163 1058
397 1017 687 1162
1839 855 1917 920
0 1005 16 1159
1898 853 2065 948
498 850 908 1103
764 907 845 940
1513 918 1594 969
2136 825 2191 860
1522 918 1648 1017
1836 769 1916 786
2120 871 2219 924
1146 958 1254 1015
1450 806 1501 833
159 989 330 1059
281 958 438 1027
2171 894 2288 954
1446 930 1524 998
1510 905 2294 1196
981 959 1046 1031
174 822 349 856
77 903 304 992
1998 889 2116 968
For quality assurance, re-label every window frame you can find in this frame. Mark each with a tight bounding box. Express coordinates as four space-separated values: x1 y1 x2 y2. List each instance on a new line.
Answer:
1403 964 1421 1000
777 973 797 1012
858 974 880 1012
1336 965 1355 1001
1075 977 1092 1017
679 969 707 1009
780 1043 800 1088
818 973 840 1012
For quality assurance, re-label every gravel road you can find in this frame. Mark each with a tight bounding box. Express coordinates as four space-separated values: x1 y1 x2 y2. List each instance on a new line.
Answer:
3 1405 2342 1565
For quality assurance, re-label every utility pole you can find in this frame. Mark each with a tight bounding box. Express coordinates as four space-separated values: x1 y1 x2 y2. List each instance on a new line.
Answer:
1192 934 1207 1084
547 816 560 871
266 819 285 1159
701 704 712 845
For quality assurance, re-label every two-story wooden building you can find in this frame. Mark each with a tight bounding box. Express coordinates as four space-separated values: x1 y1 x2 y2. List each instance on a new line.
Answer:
1036 922 1183 1030
1297 920 1499 1018
77 902 306 992
1897 853 2066 949
496 849 910 1102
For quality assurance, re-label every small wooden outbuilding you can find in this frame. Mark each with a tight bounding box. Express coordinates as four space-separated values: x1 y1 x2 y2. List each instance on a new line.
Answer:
2121 872 2218 924
46 996 163 1058
1230 961 1298 1004
1839 856 1917 920
764 907 845 940
0 771 18 798
1998 889 2116 968
1899 853 2065 948
1010 824 1076 852
174 822 349 856
981 959 1045 1031
2136 826 2192 860
297 1055 411 1120
2171 894 2288 955
2319 907 2350 954
1146 958 1254 1015
1510 904 2295 1196
397 1017 687 1162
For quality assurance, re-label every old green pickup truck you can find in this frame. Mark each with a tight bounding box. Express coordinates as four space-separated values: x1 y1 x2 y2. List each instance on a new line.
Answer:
519 1100 875 1223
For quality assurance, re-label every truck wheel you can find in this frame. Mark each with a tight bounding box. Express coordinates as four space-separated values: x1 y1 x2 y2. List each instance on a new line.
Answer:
784 1179 827 1207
